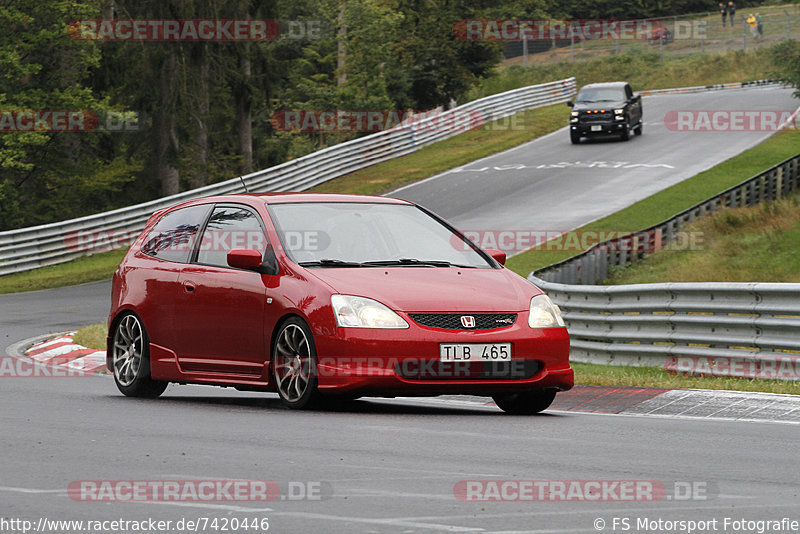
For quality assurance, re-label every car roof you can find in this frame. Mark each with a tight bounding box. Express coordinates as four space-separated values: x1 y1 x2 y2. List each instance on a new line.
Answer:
175 192 412 206
579 82 629 90
258 192 409 205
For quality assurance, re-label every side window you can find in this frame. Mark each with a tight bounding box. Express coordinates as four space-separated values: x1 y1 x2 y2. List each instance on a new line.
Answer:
196 206 268 268
141 205 209 263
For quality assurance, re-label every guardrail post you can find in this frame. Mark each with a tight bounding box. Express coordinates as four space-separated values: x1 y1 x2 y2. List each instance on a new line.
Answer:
700 20 706 53
742 19 747 52
599 247 608 282
786 9 791 39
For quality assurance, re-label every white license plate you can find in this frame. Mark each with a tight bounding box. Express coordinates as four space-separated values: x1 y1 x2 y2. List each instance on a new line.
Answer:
440 343 511 362
591 125 602 131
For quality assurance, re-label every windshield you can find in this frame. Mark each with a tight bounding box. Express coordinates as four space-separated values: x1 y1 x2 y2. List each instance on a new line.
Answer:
268 202 493 268
575 87 626 103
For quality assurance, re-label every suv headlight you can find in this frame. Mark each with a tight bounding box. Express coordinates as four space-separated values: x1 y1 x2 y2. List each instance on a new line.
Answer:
614 109 624 115
528 294 565 328
331 295 409 329
570 111 579 117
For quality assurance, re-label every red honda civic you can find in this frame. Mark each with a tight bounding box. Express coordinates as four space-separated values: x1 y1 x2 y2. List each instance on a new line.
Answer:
107 193 573 414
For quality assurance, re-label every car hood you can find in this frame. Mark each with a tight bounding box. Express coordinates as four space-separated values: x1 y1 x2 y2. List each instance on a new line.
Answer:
573 101 626 112
305 267 540 312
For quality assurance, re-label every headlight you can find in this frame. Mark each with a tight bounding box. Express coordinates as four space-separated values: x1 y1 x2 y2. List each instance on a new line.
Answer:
570 111 579 117
528 294 565 328
331 295 409 329
614 109 624 115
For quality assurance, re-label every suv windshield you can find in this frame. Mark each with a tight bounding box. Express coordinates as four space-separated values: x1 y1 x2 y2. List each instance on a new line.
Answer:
575 87 625 103
268 202 493 268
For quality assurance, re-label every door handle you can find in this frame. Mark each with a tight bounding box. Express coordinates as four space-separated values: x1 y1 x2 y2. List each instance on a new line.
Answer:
183 281 196 293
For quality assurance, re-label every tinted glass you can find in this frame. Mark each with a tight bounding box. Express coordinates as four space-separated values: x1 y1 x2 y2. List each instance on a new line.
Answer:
196 206 267 267
141 205 208 263
269 202 492 268
575 87 626 103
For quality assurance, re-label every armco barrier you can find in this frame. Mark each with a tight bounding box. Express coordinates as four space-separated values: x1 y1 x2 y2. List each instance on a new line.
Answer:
0 78 577 275
528 276 800 380
638 79 783 96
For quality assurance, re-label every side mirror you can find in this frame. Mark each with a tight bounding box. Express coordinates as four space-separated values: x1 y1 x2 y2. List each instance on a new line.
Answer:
566 100 574 107
227 248 265 271
485 248 506 266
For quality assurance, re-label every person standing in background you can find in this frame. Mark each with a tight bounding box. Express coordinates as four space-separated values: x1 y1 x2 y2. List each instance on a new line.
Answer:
728 2 736 26
720 2 727 26
746 13 758 37
756 13 763 38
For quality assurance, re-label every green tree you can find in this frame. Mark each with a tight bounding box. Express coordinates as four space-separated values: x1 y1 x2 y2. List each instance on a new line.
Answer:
0 0 137 230
772 39 800 99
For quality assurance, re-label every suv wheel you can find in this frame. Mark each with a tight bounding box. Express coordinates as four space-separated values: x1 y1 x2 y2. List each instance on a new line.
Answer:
570 131 581 144
619 124 630 141
634 122 643 136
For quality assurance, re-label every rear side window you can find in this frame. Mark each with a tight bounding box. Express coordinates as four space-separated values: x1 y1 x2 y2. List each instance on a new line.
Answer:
196 206 268 268
141 205 209 263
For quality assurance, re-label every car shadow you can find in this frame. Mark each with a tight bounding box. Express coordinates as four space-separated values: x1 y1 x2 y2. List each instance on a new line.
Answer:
106 392 564 417
575 135 629 144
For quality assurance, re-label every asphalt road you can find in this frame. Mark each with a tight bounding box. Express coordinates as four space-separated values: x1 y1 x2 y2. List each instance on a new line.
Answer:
393 87 798 233
2 378 799 533
2 87 799 533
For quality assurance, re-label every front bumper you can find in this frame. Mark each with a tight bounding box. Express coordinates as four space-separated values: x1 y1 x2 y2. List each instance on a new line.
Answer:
571 121 627 137
312 318 573 397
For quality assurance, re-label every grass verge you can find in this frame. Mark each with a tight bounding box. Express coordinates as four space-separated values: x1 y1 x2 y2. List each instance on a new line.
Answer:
573 361 799 394
72 322 107 350
69 321 800 394
606 191 800 283
472 47 781 99
505 129 800 277
0 250 125 295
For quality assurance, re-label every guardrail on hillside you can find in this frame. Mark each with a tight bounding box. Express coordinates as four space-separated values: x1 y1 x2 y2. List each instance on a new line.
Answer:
0 78 576 276
529 276 800 380
533 152 800 286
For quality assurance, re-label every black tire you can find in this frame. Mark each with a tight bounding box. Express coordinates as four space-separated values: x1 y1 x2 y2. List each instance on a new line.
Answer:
111 313 168 398
570 131 581 144
272 318 320 409
619 123 630 141
634 122 643 136
492 389 557 415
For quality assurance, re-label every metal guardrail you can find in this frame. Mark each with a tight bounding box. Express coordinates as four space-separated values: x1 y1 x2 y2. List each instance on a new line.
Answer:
533 151 800 286
638 79 783 96
0 78 577 276
528 277 800 380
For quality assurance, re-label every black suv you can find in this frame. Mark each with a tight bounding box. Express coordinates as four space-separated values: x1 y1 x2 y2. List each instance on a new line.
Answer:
567 82 643 144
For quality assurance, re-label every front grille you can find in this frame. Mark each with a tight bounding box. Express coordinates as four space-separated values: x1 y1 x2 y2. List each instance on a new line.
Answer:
580 112 613 122
409 313 517 330
395 360 540 381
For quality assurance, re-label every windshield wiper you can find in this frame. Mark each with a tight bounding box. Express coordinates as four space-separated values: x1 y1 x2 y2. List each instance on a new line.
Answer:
361 258 467 268
298 259 364 267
